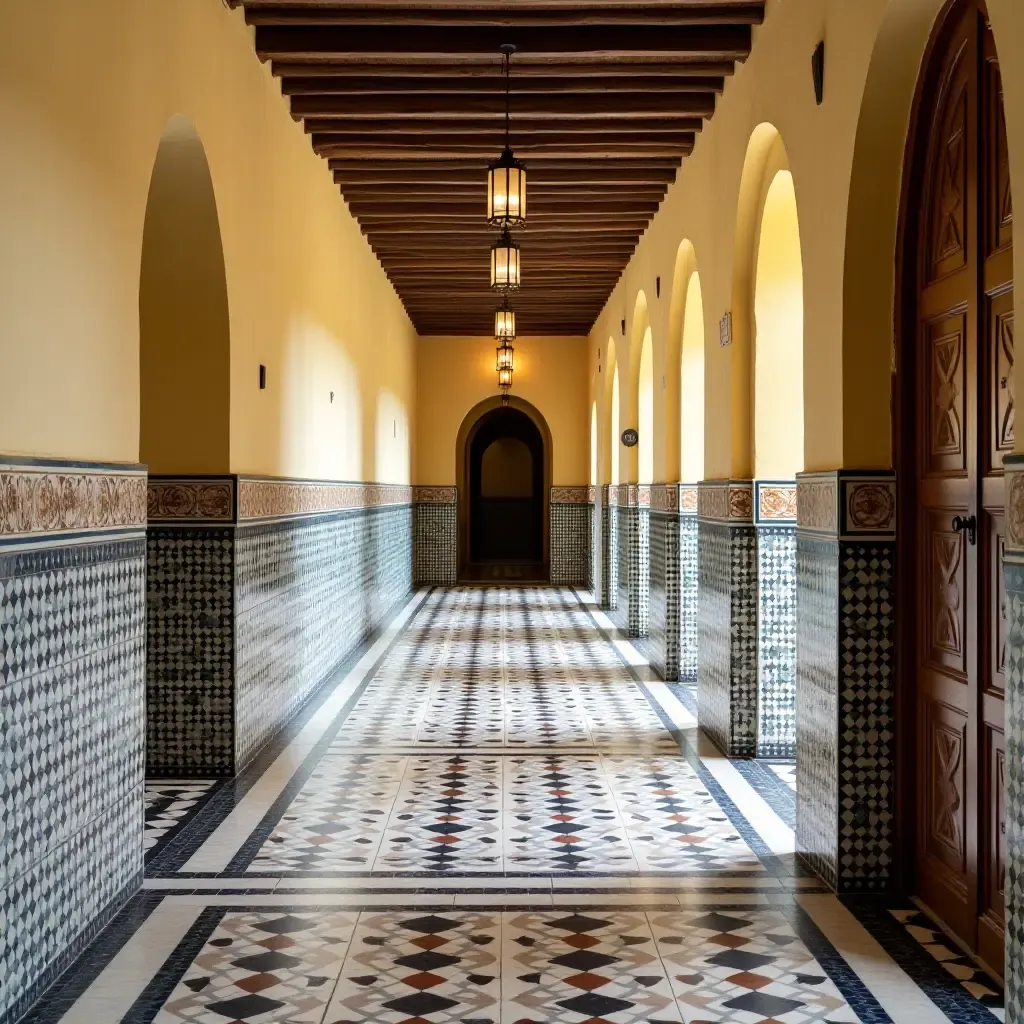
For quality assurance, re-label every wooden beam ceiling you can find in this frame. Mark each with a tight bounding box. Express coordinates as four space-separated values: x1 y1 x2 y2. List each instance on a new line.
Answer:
233 0 763 334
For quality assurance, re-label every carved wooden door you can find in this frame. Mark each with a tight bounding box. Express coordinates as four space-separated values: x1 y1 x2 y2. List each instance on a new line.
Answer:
912 1 1011 968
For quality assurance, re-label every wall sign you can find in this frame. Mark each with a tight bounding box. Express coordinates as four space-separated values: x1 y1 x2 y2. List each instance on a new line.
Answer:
621 428 639 448
719 311 732 348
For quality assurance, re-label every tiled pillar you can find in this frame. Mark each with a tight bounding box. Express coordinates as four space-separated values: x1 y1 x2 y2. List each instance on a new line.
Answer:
1004 457 1024 1016
795 471 896 893
648 484 699 681
1 458 147 1024
550 487 592 585
613 484 650 638
413 486 457 585
590 489 602 596
755 482 798 757
697 480 757 755
600 484 619 611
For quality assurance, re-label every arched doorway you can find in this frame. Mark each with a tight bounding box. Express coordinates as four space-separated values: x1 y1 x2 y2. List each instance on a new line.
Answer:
897 0 1011 969
456 398 552 582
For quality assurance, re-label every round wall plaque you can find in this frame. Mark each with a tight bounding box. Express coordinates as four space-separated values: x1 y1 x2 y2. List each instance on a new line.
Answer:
621 428 639 448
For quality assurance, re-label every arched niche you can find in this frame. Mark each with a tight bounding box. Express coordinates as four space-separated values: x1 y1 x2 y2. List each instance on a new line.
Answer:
140 114 230 473
602 336 618 485
624 290 650 484
731 123 791 479
754 169 804 480
590 401 598 486
638 327 654 484
667 240 705 483
455 395 553 577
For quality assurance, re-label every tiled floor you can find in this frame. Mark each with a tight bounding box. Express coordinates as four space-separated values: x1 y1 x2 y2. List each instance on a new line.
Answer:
19 587 1004 1023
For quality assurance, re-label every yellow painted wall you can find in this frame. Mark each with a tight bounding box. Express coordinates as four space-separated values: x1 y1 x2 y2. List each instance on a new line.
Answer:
0 0 416 481
416 336 589 486
754 170 804 480
589 0 1024 478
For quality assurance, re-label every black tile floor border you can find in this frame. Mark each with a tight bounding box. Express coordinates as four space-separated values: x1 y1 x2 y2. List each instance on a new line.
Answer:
568 587 800 881
145 587 431 876
11 891 163 1024
120 908 227 1024
787 902 894 1024
841 897 1003 1022
732 757 797 828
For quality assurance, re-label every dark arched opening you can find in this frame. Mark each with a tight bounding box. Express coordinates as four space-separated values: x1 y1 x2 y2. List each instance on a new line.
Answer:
468 407 544 575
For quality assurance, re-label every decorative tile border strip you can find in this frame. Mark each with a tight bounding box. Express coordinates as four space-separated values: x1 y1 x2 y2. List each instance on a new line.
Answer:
148 477 236 524
796 471 896 541
237 478 413 522
613 484 650 508
0 457 146 543
550 486 596 504
413 486 457 504
697 480 754 523
649 484 698 516
755 481 797 524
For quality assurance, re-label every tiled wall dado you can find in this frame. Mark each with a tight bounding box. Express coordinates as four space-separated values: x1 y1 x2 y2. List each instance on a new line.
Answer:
1004 456 1024 1020
413 487 457 585
550 487 594 586
697 481 758 756
648 485 698 681
147 477 414 776
1 458 147 1024
610 485 650 639
755 482 798 758
600 485 619 610
795 470 896 893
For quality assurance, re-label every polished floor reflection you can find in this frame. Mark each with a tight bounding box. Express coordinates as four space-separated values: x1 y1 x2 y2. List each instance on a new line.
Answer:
23 588 1002 1023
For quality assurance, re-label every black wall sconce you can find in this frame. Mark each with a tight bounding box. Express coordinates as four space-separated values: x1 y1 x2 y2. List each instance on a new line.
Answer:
656 276 661 299
620 318 626 336
259 364 267 390
812 41 825 105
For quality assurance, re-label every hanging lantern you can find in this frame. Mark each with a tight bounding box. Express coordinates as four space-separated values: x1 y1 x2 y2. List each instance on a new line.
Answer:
490 230 521 290
488 147 527 227
486 44 527 227
496 337 514 374
498 366 513 390
494 303 516 340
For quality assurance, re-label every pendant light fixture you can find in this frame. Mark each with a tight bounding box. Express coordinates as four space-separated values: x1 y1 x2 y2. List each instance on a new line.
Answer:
494 298 516 341
487 44 527 227
490 228 521 290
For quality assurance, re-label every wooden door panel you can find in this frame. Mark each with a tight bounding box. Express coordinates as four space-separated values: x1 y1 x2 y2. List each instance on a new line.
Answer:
923 312 970 476
920 698 970 883
982 510 1006 697
921 509 970 678
978 724 1005 968
987 298 1014 470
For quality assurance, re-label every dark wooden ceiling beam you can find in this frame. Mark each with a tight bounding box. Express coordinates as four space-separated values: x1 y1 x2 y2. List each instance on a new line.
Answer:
348 200 661 216
305 117 704 135
254 24 754 61
271 59 737 77
314 139 695 158
328 157 681 170
246 5 764 28
282 74 726 95
339 184 669 198
290 93 715 118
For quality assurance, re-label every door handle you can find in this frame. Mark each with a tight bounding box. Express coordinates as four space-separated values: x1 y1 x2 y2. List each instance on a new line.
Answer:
951 514 977 546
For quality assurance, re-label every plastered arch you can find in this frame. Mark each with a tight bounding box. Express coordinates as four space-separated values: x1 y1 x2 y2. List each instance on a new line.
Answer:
666 240 700 481
624 290 650 484
731 124 792 479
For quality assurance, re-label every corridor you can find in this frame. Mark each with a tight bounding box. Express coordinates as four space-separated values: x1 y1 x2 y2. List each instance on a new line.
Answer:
23 588 1002 1023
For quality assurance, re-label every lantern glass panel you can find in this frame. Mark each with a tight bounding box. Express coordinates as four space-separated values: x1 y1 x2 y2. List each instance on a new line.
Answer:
498 367 513 388
490 238 521 290
496 341 514 372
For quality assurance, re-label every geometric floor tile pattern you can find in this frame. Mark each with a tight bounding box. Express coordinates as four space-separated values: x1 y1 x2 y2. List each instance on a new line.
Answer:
16 587 1005 1024
155 909 869 1023
249 752 763 874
